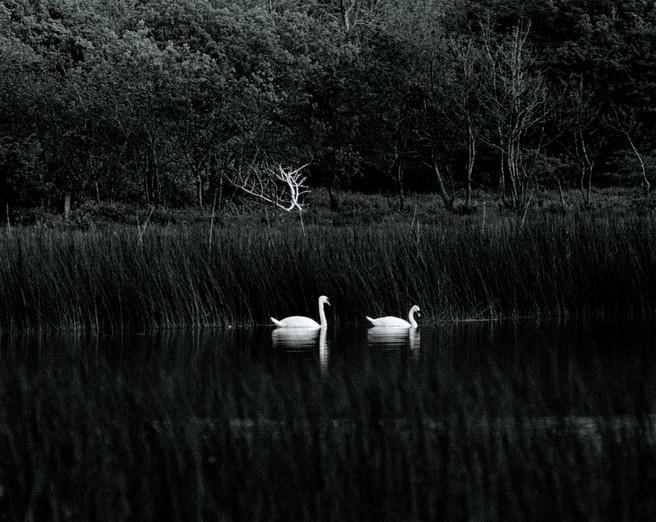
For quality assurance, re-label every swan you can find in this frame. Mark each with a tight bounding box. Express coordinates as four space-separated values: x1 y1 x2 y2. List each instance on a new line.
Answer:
366 305 420 328
271 295 330 329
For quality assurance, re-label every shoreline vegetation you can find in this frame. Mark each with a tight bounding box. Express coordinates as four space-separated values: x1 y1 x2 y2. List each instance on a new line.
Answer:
1 189 654 332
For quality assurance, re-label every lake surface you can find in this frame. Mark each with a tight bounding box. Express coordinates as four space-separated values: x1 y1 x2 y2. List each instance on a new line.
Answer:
3 317 655 417
2 317 655 520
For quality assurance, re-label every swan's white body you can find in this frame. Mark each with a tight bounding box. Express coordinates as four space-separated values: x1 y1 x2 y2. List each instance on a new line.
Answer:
271 295 330 329
366 305 420 328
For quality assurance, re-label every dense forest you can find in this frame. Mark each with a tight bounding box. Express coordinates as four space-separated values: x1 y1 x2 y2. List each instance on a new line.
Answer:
1 0 655 214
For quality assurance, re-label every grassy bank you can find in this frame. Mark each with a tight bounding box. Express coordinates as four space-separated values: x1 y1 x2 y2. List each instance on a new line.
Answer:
1 194 655 331
0 327 654 520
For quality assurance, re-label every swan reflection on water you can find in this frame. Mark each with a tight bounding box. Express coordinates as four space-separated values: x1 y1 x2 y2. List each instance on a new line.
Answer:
271 327 329 372
271 327 320 349
367 326 420 355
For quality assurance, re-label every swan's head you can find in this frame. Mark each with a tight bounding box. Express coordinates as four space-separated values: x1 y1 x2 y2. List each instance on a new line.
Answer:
319 295 331 306
411 305 420 316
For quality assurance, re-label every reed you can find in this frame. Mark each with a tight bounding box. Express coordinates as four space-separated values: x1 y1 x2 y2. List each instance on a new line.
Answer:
0 211 654 331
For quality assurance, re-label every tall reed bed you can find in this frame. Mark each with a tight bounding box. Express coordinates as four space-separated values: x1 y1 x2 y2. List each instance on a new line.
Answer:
0 328 654 520
0 212 654 331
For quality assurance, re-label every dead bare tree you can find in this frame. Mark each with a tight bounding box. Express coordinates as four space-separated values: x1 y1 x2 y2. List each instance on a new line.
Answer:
558 77 606 207
321 0 386 33
445 35 486 210
481 21 549 210
623 131 651 196
610 104 652 197
230 162 311 212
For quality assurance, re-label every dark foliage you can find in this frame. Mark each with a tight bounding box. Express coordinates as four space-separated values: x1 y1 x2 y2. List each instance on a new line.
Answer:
0 0 655 211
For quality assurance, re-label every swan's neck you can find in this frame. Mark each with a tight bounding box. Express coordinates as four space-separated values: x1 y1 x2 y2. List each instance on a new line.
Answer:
319 300 327 327
409 308 418 328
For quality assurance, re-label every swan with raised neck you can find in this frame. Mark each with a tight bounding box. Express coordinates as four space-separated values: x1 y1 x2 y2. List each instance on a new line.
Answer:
271 295 330 328
366 305 420 328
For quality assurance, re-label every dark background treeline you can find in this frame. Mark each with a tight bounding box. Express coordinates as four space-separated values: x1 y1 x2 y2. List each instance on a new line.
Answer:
1 0 655 213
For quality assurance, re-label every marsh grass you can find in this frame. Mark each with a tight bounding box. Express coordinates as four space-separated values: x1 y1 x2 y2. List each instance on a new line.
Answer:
0 208 654 331
0 327 654 521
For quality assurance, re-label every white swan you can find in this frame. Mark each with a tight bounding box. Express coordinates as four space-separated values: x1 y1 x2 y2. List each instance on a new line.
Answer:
271 295 330 329
366 305 420 328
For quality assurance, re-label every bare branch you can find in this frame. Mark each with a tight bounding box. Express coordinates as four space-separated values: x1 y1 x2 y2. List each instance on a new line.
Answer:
230 162 311 212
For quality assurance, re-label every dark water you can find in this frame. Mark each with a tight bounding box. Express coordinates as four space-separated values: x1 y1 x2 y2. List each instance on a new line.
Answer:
2 318 655 521
2 317 655 417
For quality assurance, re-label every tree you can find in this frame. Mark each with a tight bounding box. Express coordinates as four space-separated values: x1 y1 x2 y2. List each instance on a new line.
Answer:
480 21 549 209
423 34 488 211
558 77 606 206
0 24 48 207
609 104 653 197
230 162 311 211
356 31 424 209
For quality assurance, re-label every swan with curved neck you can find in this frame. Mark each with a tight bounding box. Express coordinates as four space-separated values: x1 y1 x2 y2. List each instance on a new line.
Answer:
366 305 420 328
271 295 330 328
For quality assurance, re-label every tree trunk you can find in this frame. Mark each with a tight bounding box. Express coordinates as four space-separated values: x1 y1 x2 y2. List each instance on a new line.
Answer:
63 192 71 221
217 171 224 212
196 171 203 208
431 151 454 211
327 186 340 212
556 176 567 210
396 160 404 211
579 160 593 206
625 131 651 196
465 124 476 209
